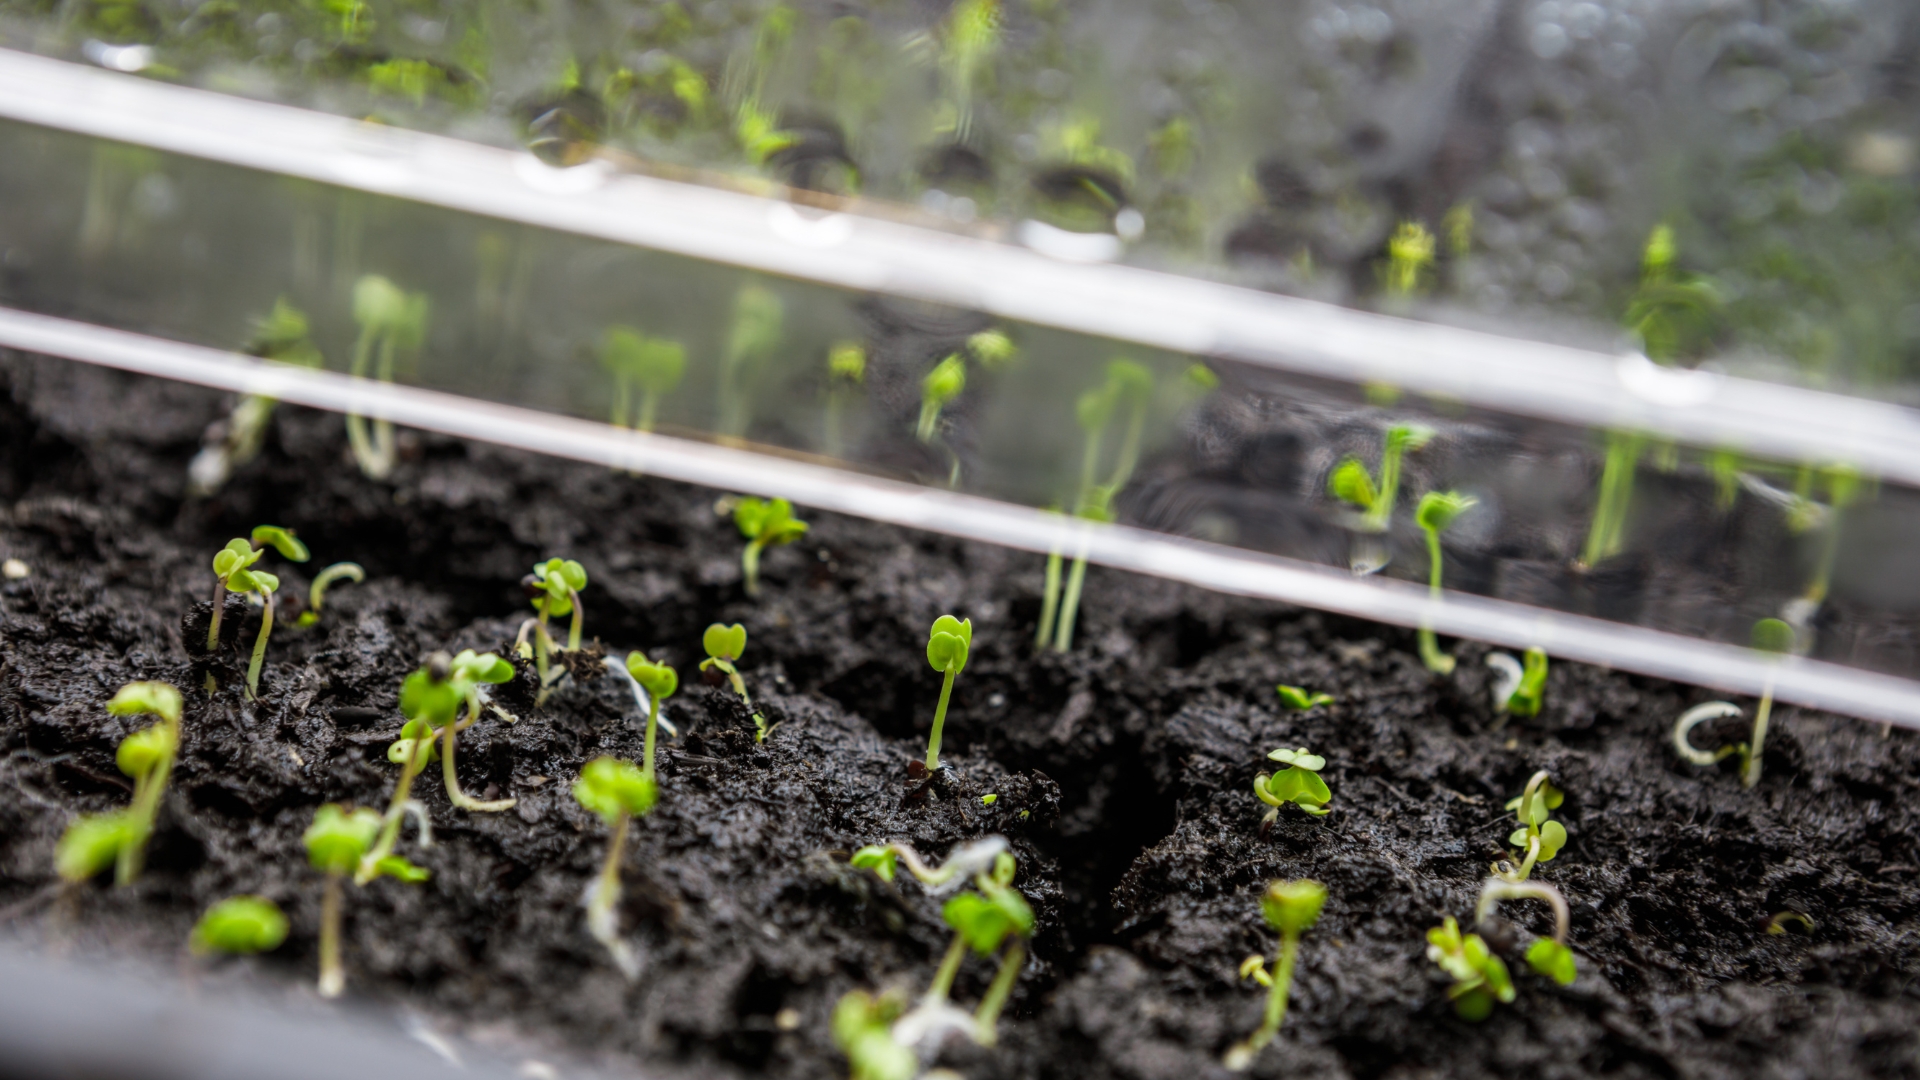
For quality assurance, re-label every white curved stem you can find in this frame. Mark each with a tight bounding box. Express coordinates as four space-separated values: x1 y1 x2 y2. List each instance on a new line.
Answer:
1673 701 1743 766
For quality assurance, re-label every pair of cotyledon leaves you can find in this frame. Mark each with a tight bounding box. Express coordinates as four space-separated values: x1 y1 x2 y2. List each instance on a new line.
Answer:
735 497 809 546
388 651 513 764
1258 747 1332 816
927 615 972 674
574 756 659 823
530 559 588 618
1505 780 1568 863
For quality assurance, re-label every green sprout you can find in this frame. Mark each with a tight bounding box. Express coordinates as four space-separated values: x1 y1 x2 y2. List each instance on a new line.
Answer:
1486 647 1549 719
188 298 324 497
1414 491 1477 675
718 283 784 439
967 329 1018 370
1327 424 1433 536
345 274 429 480
190 895 288 956
516 557 588 704
54 681 182 886
922 615 972 772
917 354 967 443
1625 224 1721 365
304 803 382 999
1223 879 1326 1070
626 652 678 784
600 326 686 435
1254 747 1331 822
1768 911 1815 935
573 756 659 978
205 526 309 699
355 659 447 885
1384 220 1436 297
1493 770 1566 882
832 988 915 1080
699 622 774 738
734 496 809 597
1580 431 1644 569
1672 618 1794 788
434 650 518 813
296 562 365 628
823 340 867 458
1425 915 1513 1020
1476 878 1578 987
1037 361 1153 653
1276 685 1334 711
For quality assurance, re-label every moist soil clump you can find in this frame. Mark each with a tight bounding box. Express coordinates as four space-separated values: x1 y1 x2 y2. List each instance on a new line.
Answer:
3 353 1920 1080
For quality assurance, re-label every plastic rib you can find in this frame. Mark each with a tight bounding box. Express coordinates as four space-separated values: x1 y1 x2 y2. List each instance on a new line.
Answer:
3 305 1917 728
1 49 1920 486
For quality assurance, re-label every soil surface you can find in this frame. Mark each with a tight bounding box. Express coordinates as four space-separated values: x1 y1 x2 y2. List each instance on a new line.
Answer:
4 350 1920 1080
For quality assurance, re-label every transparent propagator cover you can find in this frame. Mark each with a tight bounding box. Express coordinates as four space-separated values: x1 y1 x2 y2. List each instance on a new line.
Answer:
2 44 1920 725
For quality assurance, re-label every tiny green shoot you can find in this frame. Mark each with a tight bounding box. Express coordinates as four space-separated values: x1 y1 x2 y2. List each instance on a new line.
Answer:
1414 491 1477 674
832 988 915 1080
1767 911 1815 935
573 756 659 978
297 562 365 628
357 657 451 884
967 329 1018 370
1384 220 1435 297
517 557 588 704
848 835 1008 890
1327 424 1433 536
823 340 867 458
1426 915 1514 1020
305 803 382 998
207 526 309 698
190 895 288 956
923 615 972 772
1580 431 1645 569
54 681 183 886
917 354 967 443
1672 617 1794 788
699 622 773 738
1276 685 1333 711
734 496 809 597
626 652 678 784
436 649 518 813
1486 647 1549 719
1476 877 1578 987
876 841 1030 1050
1493 770 1566 882
599 326 687 434
1254 747 1331 822
1224 879 1326 1070
345 275 429 480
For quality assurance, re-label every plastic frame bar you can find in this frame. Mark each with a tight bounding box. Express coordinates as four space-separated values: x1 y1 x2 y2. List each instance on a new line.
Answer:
4 305 1918 727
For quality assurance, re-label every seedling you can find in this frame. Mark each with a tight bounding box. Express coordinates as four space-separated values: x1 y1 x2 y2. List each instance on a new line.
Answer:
573 756 659 978
517 557 588 703
1580 431 1644 569
204 526 309 698
922 615 972 772
190 895 288 956
599 326 687 433
436 649 518 813
1767 911 1815 935
626 651 678 783
872 840 1031 1051
305 803 382 998
849 836 1008 891
1494 770 1566 882
1672 617 1794 788
345 274 429 480
188 298 324 496
823 340 866 458
1223 879 1326 1070
1425 915 1513 1020
297 562 365 628
718 283 784 438
734 496 809 597
1276 685 1334 711
1327 425 1434 536
917 354 967 443
699 622 772 738
1414 491 1477 675
1253 747 1331 821
356 659 449 885
1486 647 1549 719
1038 360 1153 652
1476 878 1578 987
1384 220 1436 297
832 988 915 1080
54 681 183 886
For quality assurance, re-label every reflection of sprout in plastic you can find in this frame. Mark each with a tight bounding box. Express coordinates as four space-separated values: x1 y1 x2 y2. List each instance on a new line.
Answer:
346 274 429 480
1384 220 1435 296
1626 225 1721 364
190 299 324 497
1224 880 1325 1070
1580 431 1644 569
1327 423 1432 535
917 354 967 443
719 284 784 439
599 326 687 435
824 340 867 458
1414 491 1476 675
1038 360 1153 653
1443 202 1474 258
934 0 1002 140
967 329 1017 370
1672 618 1794 789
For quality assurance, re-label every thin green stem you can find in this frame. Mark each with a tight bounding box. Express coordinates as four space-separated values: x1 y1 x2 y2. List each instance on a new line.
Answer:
973 941 1026 1045
1054 550 1090 654
443 694 514 811
1106 400 1146 492
924 666 956 771
823 390 844 459
598 812 630 915
115 726 173 886
722 662 753 709
1418 527 1454 674
643 695 661 780
1035 549 1062 650
566 587 584 652
638 388 659 434
610 373 632 429
245 588 274 699
1262 931 1300 1045
1742 671 1776 789
925 933 967 1002
345 323 380 477
743 539 765 597
318 871 344 998
534 609 553 705
206 579 227 653
359 733 431 884
1365 444 1405 533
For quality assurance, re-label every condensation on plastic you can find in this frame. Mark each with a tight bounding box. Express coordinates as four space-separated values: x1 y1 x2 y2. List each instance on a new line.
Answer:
0 48 1918 483
6 304 1920 729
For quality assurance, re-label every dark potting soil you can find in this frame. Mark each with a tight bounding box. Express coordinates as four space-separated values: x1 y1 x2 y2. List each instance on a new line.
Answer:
3 351 1920 1080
